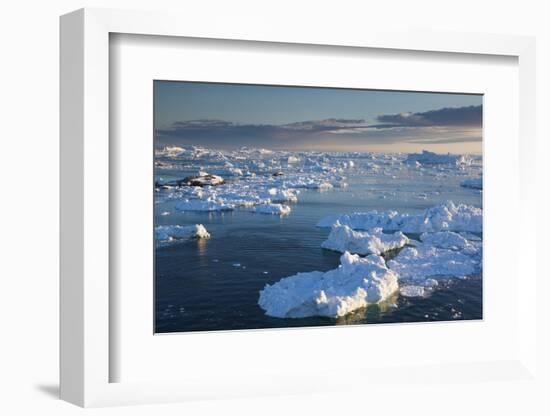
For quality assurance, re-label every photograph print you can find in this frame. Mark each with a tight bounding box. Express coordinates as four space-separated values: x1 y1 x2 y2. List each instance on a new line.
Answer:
154 81 483 333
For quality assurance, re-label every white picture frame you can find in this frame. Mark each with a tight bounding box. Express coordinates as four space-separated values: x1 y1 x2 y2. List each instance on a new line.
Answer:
60 7 538 407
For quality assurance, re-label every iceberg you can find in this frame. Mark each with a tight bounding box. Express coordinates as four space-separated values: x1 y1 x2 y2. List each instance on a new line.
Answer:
252 203 291 215
258 252 399 318
399 285 428 298
405 150 472 166
321 225 409 255
155 224 210 243
317 201 482 233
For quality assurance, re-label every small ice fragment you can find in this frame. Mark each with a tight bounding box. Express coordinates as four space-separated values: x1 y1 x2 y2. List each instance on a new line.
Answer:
232 263 241 267
400 286 427 298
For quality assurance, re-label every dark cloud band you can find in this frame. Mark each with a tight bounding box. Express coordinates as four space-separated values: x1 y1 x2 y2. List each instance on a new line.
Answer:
156 105 482 149
373 105 482 128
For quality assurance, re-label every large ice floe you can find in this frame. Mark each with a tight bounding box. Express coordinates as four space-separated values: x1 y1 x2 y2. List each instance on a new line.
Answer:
321 225 409 255
317 200 482 233
155 224 210 244
258 252 399 318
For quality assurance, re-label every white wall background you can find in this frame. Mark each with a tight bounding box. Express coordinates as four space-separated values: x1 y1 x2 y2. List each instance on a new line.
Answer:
0 1 548 415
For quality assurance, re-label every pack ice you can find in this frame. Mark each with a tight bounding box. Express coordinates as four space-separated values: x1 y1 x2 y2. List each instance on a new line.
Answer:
317 200 482 233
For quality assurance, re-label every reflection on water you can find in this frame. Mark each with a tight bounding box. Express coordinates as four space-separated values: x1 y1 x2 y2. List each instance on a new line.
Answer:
196 238 208 257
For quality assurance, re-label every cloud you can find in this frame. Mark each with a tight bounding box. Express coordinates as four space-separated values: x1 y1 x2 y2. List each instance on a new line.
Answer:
373 105 482 128
156 118 371 140
155 106 482 150
283 118 367 132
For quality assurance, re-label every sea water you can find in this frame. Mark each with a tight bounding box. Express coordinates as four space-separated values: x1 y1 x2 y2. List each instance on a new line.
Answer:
154 149 482 333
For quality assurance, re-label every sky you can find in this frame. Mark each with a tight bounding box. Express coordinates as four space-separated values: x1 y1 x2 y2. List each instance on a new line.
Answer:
154 81 483 154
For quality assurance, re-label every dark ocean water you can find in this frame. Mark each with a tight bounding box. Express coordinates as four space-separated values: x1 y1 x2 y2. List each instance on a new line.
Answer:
155 175 483 333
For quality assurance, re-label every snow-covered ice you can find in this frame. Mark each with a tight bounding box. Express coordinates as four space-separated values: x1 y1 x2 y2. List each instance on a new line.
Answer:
321 225 409 255
387 233 482 281
317 201 482 233
258 252 399 318
155 224 210 243
251 203 292 215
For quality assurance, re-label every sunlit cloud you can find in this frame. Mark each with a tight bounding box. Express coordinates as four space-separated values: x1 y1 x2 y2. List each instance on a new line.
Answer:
156 105 482 153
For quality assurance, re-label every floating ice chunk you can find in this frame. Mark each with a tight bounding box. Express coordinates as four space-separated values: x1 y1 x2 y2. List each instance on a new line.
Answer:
182 174 225 186
175 199 234 212
460 177 483 189
317 201 482 233
399 285 427 298
252 203 291 215
405 150 471 166
229 167 244 176
321 225 409 255
155 145 185 157
287 156 300 164
258 252 399 318
303 181 333 190
155 224 210 243
259 188 298 203
388 243 481 281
